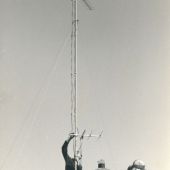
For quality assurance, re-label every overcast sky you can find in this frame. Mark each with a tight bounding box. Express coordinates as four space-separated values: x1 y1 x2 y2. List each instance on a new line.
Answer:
0 0 170 170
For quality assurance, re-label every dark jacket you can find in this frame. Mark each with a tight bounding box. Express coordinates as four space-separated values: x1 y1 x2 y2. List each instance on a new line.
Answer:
62 140 82 170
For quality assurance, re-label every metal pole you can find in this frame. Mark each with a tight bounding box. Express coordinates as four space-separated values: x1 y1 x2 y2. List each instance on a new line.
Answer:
70 1 102 170
72 0 78 170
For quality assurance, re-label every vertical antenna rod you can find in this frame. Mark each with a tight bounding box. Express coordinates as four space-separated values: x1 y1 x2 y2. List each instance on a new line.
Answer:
71 0 92 148
70 1 96 170
71 0 78 169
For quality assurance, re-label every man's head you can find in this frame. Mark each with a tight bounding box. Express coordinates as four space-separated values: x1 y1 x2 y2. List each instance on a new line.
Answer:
133 160 145 170
128 160 145 170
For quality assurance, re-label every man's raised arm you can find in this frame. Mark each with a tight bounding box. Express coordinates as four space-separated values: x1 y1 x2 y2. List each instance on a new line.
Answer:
62 134 75 159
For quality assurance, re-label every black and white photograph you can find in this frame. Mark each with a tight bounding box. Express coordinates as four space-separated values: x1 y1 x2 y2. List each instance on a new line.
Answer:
0 0 170 170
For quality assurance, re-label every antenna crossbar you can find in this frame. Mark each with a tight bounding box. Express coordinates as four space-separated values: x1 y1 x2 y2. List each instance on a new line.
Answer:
69 130 103 139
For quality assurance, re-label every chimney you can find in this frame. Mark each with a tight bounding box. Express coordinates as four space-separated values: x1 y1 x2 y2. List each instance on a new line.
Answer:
96 159 109 170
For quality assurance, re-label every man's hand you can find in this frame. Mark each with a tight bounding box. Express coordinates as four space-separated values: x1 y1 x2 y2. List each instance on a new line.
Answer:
66 133 75 142
69 133 75 138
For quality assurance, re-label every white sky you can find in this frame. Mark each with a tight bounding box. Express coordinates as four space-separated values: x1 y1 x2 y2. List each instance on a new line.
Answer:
0 0 170 170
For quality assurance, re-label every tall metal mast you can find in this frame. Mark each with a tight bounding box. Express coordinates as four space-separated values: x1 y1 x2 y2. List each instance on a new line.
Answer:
70 1 101 170
71 0 78 164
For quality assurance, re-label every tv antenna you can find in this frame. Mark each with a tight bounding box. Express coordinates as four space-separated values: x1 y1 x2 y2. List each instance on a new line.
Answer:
70 0 102 170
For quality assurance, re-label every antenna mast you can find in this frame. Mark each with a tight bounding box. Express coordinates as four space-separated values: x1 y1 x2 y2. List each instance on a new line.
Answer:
70 1 100 170
71 0 78 164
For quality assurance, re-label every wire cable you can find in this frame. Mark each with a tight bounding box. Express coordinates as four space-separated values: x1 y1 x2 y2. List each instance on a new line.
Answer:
13 34 71 170
0 32 71 170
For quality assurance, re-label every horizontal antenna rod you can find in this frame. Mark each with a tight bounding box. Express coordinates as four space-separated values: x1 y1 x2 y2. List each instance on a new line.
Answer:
82 0 93 10
69 130 103 139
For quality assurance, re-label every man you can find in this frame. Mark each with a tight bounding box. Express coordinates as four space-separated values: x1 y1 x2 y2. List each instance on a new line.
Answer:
62 134 82 170
127 160 146 170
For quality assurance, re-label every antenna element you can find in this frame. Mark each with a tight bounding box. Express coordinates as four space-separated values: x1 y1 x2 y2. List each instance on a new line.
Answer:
82 0 94 10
